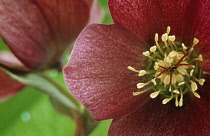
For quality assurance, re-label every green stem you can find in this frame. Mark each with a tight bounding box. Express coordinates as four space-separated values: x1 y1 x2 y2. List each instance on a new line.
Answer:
41 73 81 108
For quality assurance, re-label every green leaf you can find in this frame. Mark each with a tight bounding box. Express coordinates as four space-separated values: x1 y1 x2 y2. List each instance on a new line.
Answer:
0 67 80 118
0 87 75 136
0 37 10 51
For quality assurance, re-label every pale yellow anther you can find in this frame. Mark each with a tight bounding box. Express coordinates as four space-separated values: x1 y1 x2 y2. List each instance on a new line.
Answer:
155 33 158 42
178 82 185 86
198 79 205 85
178 90 184 107
143 51 150 56
198 54 203 61
175 95 179 107
162 97 173 104
190 69 194 76
151 78 156 85
193 38 199 44
166 26 171 34
182 43 187 50
191 81 198 92
138 70 146 76
179 97 183 107
133 86 154 96
169 86 172 92
150 46 157 52
168 35 175 41
192 92 200 98
150 91 160 98
137 83 145 89
173 90 180 94
161 33 168 42
128 66 139 72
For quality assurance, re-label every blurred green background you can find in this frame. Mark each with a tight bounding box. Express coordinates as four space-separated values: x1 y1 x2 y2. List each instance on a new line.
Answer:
0 0 113 136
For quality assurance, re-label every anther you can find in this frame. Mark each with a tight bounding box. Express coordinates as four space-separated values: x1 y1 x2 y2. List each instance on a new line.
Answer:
137 83 146 89
151 78 157 85
161 33 170 51
128 66 139 73
190 38 199 50
178 82 185 86
193 76 205 85
175 94 179 107
162 97 173 104
181 43 187 53
155 33 158 42
189 54 203 63
166 26 171 34
150 46 157 52
143 51 157 61
190 69 194 76
150 90 160 98
173 90 180 94
138 70 146 76
161 33 168 42
198 79 205 85
143 51 150 56
190 81 198 92
198 54 203 61
133 86 154 96
193 38 199 45
155 33 164 55
182 43 187 50
192 91 201 98
179 90 183 107
137 80 151 89
168 35 175 41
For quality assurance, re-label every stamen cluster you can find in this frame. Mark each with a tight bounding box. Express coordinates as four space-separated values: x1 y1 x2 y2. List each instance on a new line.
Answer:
128 27 205 107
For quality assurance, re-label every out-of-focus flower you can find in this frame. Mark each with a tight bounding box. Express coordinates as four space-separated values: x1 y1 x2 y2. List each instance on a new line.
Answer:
0 0 103 101
63 0 210 135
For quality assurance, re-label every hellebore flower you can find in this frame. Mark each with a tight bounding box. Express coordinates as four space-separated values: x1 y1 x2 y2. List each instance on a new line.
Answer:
63 0 210 135
0 0 103 101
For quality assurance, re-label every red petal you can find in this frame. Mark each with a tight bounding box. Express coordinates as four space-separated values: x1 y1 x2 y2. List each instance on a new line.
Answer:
0 51 29 71
63 24 149 120
85 0 93 7
0 69 24 102
109 75 210 136
0 0 52 69
88 0 104 24
0 0 89 69
109 0 192 44
182 0 210 73
34 0 90 53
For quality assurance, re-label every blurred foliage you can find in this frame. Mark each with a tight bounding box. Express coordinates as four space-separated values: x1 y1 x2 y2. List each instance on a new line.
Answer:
0 88 75 136
0 0 113 136
0 38 9 51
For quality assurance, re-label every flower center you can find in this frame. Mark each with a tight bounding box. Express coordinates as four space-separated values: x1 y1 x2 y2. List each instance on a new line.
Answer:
128 26 205 107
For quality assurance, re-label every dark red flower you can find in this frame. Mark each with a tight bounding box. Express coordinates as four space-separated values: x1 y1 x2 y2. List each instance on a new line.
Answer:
0 69 24 102
0 0 103 101
63 0 210 135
